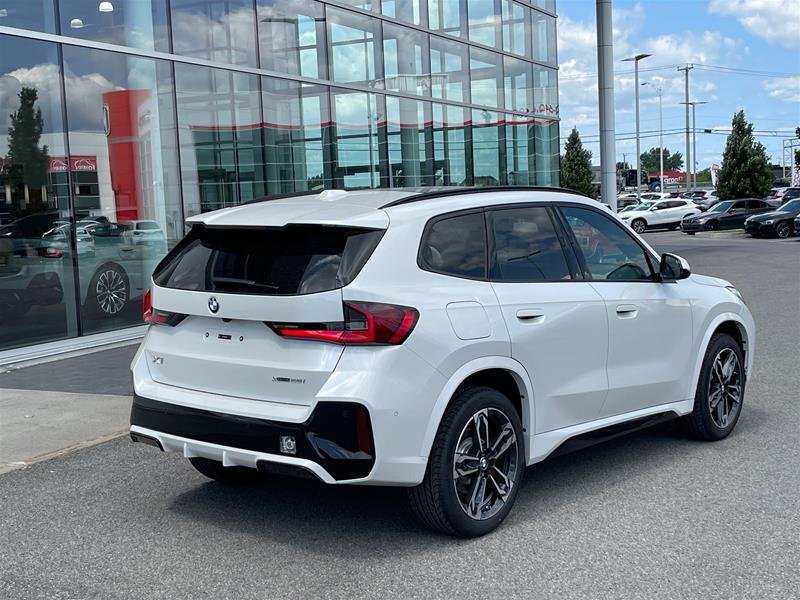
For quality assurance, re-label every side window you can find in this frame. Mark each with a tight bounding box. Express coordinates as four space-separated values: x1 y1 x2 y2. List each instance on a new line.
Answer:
732 200 747 211
561 206 654 281
746 200 765 209
419 211 487 279
488 207 573 282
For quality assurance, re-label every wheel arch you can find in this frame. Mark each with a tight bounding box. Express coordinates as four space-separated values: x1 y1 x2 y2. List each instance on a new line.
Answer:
687 312 752 406
419 357 535 464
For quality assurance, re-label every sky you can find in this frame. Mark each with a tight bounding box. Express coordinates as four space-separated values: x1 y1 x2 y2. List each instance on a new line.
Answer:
556 0 800 173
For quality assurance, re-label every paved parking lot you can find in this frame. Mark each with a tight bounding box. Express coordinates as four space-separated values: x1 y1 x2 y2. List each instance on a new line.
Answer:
1 230 798 599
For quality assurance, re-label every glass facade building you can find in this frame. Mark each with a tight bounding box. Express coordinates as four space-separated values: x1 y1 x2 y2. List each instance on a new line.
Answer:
0 0 559 353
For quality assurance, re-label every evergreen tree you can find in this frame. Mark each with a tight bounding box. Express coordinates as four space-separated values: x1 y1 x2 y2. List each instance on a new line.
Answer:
560 127 595 198
640 147 683 173
6 87 50 190
716 110 772 200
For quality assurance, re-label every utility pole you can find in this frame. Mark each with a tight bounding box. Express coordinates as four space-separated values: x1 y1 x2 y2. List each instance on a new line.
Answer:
678 64 693 189
596 0 617 211
624 53 652 200
681 100 708 188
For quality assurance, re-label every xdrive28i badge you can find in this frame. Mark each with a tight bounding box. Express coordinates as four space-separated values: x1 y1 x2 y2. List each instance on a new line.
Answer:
208 297 219 314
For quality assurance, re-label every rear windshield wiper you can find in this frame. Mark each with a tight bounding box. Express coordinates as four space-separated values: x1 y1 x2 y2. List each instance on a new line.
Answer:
210 277 280 291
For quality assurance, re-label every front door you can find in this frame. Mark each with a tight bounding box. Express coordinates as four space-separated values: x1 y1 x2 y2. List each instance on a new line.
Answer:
559 205 693 417
487 205 609 433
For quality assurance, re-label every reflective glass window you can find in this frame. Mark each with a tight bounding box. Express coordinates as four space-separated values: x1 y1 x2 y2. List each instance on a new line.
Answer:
170 0 257 67
468 0 500 48
432 104 469 186
262 77 331 193
59 0 170 52
327 7 382 85
532 10 556 64
504 55 533 112
534 120 558 185
532 65 558 117
430 36 470 103
383 23 430 96
0 36 75 350
506 114 534 184
175 64 265 216
472 109 502 186
62 46 181 334
428 0 466 38
0 1 56 32
257 0 327 79
502 0 530 57
386 97 433 187
531 0 555 13
470 47 503 109
330 89 381 189
382 0 425 26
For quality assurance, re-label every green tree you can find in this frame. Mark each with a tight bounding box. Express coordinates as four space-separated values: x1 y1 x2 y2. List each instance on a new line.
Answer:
716 110 773 200
560 127 595 198
6 87 50 191
639 147 683 173
616 161 630 172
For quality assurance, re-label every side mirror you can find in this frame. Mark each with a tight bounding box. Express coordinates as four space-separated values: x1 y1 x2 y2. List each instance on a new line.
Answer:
660 253 691 281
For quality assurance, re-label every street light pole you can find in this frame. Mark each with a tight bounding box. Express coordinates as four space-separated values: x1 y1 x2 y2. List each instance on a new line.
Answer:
623 53 652 201
596 0 617 211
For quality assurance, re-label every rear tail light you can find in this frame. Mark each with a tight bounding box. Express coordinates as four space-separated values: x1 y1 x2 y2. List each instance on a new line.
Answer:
36 246 63 258
143 289 186 326
268 301 418 345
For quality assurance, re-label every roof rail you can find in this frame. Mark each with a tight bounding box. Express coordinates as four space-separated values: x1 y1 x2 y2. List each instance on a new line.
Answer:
379 186 589 209
243 189 323 205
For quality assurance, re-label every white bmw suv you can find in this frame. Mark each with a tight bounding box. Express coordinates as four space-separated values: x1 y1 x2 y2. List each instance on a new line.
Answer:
130 187 754 537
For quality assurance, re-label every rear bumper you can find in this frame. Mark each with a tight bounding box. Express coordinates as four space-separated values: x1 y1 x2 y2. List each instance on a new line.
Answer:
130 394 375 482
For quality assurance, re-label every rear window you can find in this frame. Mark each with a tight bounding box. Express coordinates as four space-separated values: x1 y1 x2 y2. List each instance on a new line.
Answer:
137 221 160 230
153 225 384 295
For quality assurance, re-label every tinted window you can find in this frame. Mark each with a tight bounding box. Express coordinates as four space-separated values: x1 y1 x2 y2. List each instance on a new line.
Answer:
746 200 766 209
137 222 161 230
489 207 571 282
732 201 747 211
154 225 384 295
561 207 653 281
419 212 486 278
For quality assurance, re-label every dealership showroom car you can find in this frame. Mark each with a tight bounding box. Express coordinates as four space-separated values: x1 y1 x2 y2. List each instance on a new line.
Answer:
744 198 800 238
618 198 701 233
681 198 772 234
129 187 755 537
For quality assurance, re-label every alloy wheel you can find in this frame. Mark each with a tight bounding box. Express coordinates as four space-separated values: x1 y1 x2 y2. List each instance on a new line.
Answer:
708 348 742 429
776 222 790 238
95 268 128 315
632 220 646 234
452 408 519 521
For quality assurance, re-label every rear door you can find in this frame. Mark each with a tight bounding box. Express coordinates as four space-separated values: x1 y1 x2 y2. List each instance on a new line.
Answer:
559 205 693 416
719 200 748 229
146 224 384 406
488 205 609 433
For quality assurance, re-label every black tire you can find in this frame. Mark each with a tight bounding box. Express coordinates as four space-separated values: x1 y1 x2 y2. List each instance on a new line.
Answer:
631 218 647 234
189 457 264 484
682 333 745 441
685 231 696 235
407 386 525 537
87 263 130 317
775 221 791 239
704 220 718 231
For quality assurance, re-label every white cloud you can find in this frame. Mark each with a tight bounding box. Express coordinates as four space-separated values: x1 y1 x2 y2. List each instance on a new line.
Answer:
708 0 800 49
763 76 800 103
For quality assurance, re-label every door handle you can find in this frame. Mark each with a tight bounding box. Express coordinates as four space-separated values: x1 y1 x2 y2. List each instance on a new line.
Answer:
516 309 545 322
616 304 638 318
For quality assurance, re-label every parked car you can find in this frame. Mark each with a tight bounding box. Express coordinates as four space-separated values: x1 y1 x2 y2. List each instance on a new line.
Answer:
781 187 800 202
681 190 708 201
616 195 640 210
766 187 788 202
694 195 723 212
122 219 168 253
129 187 754 537
619 198 701 233
744 198 800 238
681 199 772 234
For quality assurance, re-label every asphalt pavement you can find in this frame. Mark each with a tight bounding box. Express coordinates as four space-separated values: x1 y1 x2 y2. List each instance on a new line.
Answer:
1 230 798 599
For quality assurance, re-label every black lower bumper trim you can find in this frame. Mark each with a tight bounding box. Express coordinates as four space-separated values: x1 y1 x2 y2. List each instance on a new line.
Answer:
130 395 374 481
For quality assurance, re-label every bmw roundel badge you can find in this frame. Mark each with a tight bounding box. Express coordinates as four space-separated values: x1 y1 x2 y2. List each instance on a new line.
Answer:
208 297 219 314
